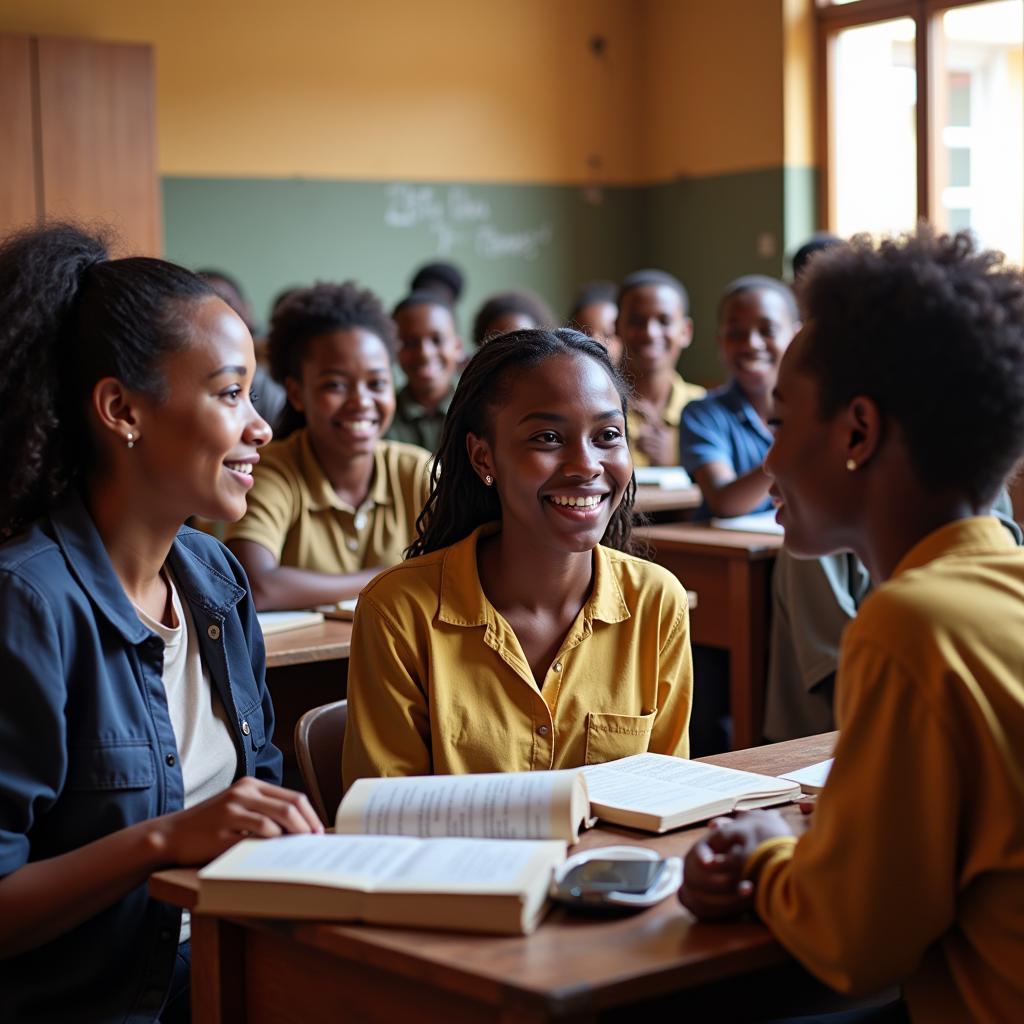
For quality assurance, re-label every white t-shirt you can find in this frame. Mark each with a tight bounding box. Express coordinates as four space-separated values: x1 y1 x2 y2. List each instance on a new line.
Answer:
134 569 237 943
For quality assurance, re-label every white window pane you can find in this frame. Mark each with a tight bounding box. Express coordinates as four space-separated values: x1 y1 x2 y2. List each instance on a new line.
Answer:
832 18 918 237
932 1 1024 267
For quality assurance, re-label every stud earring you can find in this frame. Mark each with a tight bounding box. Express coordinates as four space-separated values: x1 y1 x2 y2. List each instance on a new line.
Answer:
484 474 494 486
126 432 135 450
845 458 857 471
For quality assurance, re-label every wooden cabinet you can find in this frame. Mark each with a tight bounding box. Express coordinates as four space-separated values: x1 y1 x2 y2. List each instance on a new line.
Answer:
0 33 160 255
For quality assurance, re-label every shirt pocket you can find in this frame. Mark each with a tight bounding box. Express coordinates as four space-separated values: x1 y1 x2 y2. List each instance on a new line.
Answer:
66 739 157 791
583 711 656 766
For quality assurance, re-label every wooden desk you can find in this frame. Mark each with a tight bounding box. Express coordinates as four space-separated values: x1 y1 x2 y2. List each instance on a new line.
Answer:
635 523 784 751
633 484 702 519
263 621 353 771
152 734 840 1024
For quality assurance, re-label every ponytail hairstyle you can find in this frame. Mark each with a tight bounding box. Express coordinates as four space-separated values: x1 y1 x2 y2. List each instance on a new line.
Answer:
408 327 638 558
0 224 214 538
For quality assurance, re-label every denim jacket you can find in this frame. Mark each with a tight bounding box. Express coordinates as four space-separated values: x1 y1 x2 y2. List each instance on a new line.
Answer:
0 494 282 1023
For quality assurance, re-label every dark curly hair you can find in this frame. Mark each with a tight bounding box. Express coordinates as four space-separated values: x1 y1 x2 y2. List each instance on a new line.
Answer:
407 328 638 558
799 227 1024 506
471 289 556 347
0 224 213 538
618 269 689 316
267 281 397 437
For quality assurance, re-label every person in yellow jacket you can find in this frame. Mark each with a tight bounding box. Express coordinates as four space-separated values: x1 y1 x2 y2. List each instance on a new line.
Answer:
678 228 1024 1023
342 328 693 787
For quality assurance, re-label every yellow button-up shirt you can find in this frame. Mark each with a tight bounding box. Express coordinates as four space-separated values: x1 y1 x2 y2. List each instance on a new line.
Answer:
627 370 706 467
746 518 1024 1022
342 524 692 788
224 429 431 572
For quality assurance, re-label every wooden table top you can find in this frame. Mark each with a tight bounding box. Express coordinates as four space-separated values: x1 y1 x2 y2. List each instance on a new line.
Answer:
633 484 703 516
263 619 353 669
152 733 836 1016
636 521 785 559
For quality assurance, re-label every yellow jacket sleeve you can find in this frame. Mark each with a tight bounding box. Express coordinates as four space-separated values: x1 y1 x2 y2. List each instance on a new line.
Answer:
341 596 433 791
649 603 692 759
746 637 961 996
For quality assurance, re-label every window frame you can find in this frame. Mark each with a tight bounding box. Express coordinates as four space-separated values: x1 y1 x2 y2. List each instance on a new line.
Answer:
815 0 1005 231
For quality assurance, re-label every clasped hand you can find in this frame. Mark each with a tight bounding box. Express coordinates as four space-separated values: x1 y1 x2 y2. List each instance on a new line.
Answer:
679 809 793 921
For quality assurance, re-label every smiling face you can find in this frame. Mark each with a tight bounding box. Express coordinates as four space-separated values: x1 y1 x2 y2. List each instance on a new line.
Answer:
285 328 395 461
395 302 463 406
718 288 798 400
764 327 858 557
132 296 271 523
467 353 633 555
617 284 692 377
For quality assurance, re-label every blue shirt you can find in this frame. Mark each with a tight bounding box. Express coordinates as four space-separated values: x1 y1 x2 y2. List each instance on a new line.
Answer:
680 379 775 519
0 494 282 1023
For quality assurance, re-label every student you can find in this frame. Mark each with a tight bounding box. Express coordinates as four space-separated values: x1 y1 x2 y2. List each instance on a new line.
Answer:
680 229 1024 1022
343 329 693 785
680 275 799 518
0 225 321 1024
569 279 622 366
472 289 555 346
386 290 464 452
616 269 705 467
225 282 431 610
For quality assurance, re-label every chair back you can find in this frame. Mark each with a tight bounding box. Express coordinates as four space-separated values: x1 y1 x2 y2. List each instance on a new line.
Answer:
294 699 347 827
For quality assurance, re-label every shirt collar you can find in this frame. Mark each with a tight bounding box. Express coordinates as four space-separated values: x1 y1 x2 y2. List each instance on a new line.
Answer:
298 428 392 513
396 383 456 422
722 379 774 445
438 524 630 628
890 516 1017 580
49 492 244 645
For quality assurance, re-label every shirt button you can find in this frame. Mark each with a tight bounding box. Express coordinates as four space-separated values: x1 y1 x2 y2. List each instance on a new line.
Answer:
207 624 221 640
553 661 562 672
537 724 550 737
347 538 359 551
354 514 367 530
165 754 176 766
241 720 251 736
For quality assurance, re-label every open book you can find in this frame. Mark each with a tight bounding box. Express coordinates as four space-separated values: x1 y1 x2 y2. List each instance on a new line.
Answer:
197 833 565 935
320 597 358 621
582 753 800 833
336 770 592 843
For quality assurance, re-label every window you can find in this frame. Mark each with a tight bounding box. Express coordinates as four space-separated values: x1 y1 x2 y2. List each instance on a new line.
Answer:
818 0 1024 265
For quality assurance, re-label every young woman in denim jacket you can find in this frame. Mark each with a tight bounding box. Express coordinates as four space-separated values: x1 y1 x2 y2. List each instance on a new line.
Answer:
0 225 322 1023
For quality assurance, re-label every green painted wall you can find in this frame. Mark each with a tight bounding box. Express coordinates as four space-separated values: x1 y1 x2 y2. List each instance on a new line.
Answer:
162 177 647 341
163 168 818 387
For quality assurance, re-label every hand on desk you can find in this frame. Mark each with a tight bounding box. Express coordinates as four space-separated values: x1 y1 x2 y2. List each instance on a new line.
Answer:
679 810 794 921
153 777 323 865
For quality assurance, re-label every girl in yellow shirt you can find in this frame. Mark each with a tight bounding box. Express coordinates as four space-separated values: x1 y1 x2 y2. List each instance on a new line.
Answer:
343 328 694 785
680 228 1024 1023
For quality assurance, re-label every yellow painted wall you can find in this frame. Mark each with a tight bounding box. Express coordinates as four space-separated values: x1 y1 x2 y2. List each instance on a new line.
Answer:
640 0 786 178
783 0 816 167
0 0 796 183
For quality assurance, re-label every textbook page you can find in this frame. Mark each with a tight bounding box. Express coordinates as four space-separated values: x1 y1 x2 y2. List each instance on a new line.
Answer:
199 833 567 894
582 753 797 816
337 771 589 843
780 758 833 794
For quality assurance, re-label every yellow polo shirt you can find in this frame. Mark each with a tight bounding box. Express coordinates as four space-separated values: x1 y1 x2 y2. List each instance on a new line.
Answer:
627 370 706 467
224 429 431 572
342 524 693 787
744 518 1024 1022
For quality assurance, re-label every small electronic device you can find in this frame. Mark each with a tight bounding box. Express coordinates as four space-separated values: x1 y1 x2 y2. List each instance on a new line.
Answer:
554 858 669 902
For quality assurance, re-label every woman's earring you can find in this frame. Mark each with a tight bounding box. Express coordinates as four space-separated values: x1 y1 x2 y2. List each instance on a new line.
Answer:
845 458 857 471
126 432 135 450
484 474 494 486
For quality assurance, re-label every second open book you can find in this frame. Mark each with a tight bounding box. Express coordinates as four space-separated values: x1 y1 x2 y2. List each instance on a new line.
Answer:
336 753 800 838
